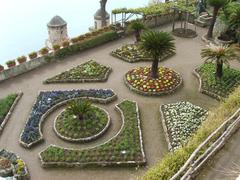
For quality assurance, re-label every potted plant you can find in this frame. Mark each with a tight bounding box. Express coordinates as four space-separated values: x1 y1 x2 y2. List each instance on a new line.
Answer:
71 37 79 44
53 44 60 51
77 35 85 41
0 65 4 72
39 47 49 55
17 56 27 64
85 32 92 38
6 60 16 68
62 40 70 47
28 52 38 60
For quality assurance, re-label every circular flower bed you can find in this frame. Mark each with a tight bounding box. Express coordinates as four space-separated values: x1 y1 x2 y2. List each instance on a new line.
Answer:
54 105 110 142
125 67 183 96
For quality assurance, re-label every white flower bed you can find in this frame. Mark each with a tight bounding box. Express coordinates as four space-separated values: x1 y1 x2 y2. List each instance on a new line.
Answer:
160 101 208 151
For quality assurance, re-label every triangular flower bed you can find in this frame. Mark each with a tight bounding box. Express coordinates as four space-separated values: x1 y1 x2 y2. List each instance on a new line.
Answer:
160 101 208 151
39 100 146 168
20 89 117 148
44 60 112 84
111 44 175 63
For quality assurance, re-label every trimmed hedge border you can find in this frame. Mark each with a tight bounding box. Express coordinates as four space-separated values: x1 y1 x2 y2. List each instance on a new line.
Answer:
111 44 176 63
44 60 112 84
0 93 23 134
38 100 146 168
19 89 117 148
0 149 29 180
123 69 183 96
53 106 111 142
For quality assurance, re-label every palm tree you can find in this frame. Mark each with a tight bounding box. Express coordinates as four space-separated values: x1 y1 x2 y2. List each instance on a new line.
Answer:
140 31 175 78
129 20 146 42
67 100 92 121
207 0 227 39
201 44 238 79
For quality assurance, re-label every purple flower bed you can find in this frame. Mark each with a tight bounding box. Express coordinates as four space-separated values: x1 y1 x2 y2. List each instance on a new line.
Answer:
20 89 116 148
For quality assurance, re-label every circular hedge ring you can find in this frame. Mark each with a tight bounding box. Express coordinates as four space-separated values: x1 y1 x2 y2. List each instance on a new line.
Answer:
124 66 183 96
54 105 110 142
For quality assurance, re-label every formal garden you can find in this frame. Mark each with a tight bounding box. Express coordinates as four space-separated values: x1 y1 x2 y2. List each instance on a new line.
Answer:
0 0 240 179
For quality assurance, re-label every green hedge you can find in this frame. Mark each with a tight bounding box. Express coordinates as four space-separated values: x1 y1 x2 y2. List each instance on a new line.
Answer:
0 94 18 124
142 86 240 180
46 31 119 61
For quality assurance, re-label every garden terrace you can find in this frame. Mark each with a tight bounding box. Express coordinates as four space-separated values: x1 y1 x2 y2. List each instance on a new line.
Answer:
0 149 29 179
44 60 111 83
194 63 240 100
0 93 22 134
39 100 146 167
160 101 208 151
20 89 117 148
54 104 111 142
111 44 175 63
124 66 183 96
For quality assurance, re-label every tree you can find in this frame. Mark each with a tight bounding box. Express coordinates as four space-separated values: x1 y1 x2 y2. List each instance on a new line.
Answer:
140 31 175 78
67 100 92 121
201 44 238 79
128 20 146 42
207 0 227 39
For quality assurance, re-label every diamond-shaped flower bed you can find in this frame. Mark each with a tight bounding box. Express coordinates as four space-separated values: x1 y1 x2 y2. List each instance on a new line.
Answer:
194 63 240 100
111 44 175 63
20 89 117 148
39 100 146 168
160 101 208 151
54 104 110 142
124 67 183 96
0 149 29 179
44 60 111 84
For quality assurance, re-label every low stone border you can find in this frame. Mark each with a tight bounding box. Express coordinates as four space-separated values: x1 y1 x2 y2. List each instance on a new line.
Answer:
19 89 117 148
44 60 112 84
38 100 146 168
123 71 183 96
193 68 222 101
0 92 23 134
53 106 111 142
0 149 29 180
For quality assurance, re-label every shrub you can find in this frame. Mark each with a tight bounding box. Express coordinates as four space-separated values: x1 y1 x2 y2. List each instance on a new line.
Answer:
71 37 79 43
67 100 92 121
77 35 85 41
62 41 70 47
39 47 49 55
17 56 27 64
0 65 4 72
53 44 60 51
6 60 16 68
0 94 17 124
28 52 38 59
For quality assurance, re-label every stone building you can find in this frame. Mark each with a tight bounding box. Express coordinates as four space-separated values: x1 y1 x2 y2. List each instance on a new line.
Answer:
94 8 110 30
46 15 68 48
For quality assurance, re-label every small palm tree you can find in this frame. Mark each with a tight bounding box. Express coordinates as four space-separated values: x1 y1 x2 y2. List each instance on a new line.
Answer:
140 31 175 78
207 0 227 39
67 100 92 121
129 20 146 42
201 44 238 79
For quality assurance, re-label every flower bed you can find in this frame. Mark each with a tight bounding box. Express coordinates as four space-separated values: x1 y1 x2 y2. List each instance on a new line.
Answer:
0 93 22 134
124 67 183 96
20 89 117 148
39 100 146 167
160 101 208 151
194 63 240 100
0 149 29 179
44 60 111 84
111 44 175 63
54 105 110 142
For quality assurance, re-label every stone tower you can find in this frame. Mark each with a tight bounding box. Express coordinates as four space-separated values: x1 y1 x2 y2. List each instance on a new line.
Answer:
94 0 110 29
46 15 68 48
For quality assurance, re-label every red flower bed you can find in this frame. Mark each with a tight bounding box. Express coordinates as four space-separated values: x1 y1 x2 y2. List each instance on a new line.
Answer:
125 67 182 95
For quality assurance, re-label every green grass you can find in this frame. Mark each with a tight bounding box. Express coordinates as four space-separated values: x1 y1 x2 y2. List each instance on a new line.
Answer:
0 94 18 124
142 86 240 180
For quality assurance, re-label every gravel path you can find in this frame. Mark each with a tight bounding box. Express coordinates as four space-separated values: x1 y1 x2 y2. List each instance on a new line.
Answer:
0 24 225 180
